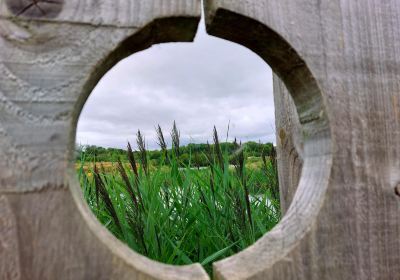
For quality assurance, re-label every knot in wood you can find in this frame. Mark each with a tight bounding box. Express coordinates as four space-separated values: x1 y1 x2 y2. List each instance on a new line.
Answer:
395 184 400 197
6 0 63 18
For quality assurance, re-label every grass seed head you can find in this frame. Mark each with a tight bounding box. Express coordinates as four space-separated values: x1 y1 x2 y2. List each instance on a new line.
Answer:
136 130 149 176
213 126 224 171
171 121 180 157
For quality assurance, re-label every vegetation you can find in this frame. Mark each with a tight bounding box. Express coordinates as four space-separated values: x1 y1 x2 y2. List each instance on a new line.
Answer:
76 138 274 168
77 123 280 275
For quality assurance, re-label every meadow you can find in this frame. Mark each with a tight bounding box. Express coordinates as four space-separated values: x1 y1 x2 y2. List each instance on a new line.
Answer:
76 124 280 275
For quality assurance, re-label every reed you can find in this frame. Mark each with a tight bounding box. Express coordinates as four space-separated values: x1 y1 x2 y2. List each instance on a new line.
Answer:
78 123 280 275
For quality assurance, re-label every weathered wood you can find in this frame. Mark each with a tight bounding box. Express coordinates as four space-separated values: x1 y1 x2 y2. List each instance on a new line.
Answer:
5 0 64 19
0 0 199 26
273 74 303 213
0 1 209 279
0 195 21 280
1 0 400 279
0 1 201 193
229 71 303 218
204 1 400 279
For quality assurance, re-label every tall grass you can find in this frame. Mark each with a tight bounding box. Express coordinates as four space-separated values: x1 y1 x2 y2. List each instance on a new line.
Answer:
77 124 280 275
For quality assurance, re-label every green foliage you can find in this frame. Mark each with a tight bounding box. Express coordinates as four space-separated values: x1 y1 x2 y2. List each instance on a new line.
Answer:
77 125 280 275
77 141 274 167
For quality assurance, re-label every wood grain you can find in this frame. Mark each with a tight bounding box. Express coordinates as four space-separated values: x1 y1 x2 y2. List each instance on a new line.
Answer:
0 0 200 28
205 0 400 279
0 0 209 279
5 0 64 18
0 195 21 280
1 0 400 279
273 74 303 214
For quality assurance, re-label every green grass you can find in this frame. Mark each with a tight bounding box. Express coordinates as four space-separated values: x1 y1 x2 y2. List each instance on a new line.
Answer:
77 124 280 275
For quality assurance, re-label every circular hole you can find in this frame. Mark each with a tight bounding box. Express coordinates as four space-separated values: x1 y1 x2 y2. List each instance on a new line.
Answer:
74 18 282 276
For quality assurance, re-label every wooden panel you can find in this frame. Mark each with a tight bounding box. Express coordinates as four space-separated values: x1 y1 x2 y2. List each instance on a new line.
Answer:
273 74 303 214
0 195 21 280
205 1 400 279
0 0 200 27
1 0 400 279
0 187 208 280
0 7 201 193
0 1 210 279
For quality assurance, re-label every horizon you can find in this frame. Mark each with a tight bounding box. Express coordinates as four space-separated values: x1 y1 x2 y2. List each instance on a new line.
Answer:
76 132 275 152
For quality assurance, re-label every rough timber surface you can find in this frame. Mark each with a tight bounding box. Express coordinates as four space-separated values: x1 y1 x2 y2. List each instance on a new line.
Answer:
0 1 201 193
1 0 400 279
205 0 400 279
273 75 303 214
0 0 209 279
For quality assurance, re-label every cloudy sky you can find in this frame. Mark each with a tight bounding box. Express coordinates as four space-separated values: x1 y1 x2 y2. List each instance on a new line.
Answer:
76 19 275 150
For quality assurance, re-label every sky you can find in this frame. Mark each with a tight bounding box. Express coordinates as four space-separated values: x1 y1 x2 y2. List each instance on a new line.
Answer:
76 19 275 150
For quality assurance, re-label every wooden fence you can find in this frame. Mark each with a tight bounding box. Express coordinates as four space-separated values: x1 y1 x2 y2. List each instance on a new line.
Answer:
0 0 399 279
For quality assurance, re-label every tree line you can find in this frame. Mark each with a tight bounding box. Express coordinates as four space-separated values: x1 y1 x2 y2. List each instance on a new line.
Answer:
76 141 275 167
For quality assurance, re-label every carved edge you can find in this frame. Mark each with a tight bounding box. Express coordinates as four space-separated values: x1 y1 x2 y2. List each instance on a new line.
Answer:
203 3 333 279
68 167 209 280
66 15 209 280
0 16 201 194
0 8 210 279
0 0 201 29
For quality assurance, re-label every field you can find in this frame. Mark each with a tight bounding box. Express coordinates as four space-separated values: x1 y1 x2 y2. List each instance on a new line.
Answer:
76 125 280 275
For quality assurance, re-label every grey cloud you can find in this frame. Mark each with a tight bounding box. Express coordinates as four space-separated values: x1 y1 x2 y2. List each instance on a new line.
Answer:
76 20 275 150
